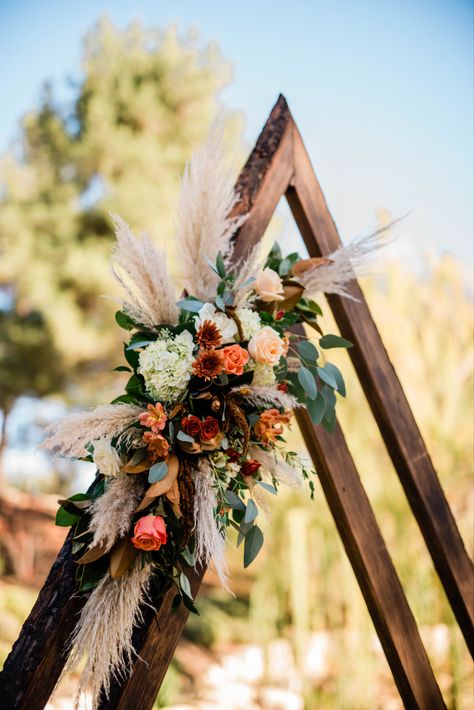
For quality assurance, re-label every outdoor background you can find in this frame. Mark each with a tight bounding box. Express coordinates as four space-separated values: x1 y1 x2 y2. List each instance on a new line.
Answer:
0 2 473 709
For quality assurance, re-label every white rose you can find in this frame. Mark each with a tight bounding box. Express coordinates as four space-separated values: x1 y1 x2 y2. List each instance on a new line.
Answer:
93 439 122 477
194 303 237 342
248 326 285 366
254 268 284 302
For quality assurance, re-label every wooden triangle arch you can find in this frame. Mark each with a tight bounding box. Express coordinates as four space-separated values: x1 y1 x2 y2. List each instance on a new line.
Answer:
1 95 472 710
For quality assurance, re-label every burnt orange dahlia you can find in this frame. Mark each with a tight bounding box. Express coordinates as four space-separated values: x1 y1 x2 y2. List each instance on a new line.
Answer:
192 349 225 380
196 320 222 350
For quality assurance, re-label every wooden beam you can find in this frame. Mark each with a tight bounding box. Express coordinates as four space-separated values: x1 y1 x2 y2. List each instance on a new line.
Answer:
286 119 474 656
296 405 445 708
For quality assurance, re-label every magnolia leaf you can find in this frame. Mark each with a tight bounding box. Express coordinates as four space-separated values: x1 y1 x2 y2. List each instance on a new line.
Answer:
76 542 109 565
165 479 182 518
319 334 353 349
109 537 138 579
55 507 80 527
243 525 264 568
135 455 179 512
244 499 259 523
180 571 192 599
298 366 317 400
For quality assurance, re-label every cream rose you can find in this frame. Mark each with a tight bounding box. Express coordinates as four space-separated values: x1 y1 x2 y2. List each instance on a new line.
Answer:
254 268 284 302
92 439 122 477
248 326 285 366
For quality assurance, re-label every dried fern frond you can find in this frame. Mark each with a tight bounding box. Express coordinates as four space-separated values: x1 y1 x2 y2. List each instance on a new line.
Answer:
41 403 143 458
193 458 230 590
66 563 153 709
231 385 301 411
89 474 145 553
110 213 178 327
175 123 245 302
299 224 395 300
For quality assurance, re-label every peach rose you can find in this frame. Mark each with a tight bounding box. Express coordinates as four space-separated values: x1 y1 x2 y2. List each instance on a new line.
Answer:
222 344 249 376
254 268 285 302
248 326 285 366
131 515 167 551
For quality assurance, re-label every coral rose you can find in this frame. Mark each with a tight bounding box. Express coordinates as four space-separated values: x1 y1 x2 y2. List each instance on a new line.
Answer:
254 268 285 302
248 326 285 366
181 414 202 438
222 344 249 376
139 402 167 432
200 416 220 441
131 515 167 551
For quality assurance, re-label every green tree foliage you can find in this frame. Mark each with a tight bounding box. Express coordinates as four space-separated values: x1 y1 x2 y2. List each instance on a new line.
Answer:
0 18 240 439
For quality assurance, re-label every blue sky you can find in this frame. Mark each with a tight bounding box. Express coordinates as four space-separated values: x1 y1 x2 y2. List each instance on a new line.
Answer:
1 0 473 263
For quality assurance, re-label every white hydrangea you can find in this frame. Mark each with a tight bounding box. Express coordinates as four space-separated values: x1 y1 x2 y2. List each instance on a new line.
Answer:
138 330 195 404
236 307 262 340
252 362 277 387
194 303 237 342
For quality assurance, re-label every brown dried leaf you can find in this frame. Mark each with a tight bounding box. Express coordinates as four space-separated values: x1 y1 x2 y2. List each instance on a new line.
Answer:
76 542 109 565
165 480 182 518
135 454 180 513
291 256 333 276
109 536 138 579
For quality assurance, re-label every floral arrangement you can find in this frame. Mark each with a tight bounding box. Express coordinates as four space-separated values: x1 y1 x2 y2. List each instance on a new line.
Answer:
42 130 385 708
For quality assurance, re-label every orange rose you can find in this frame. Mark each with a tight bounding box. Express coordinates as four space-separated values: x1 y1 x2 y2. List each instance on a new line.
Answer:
131 515 167 551
222 344 249 376
200 416 220 441
139 402 167 432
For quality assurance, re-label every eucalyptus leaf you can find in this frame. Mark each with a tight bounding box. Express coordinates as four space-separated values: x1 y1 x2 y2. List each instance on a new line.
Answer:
216 251 226 278
317 366 338 390
244 525 264 568
148 460 168 483
225 490 246 511
244 499 259 523
177 430 195 443
297 340 319 362
325 362 346 397
176 299 204 313
257 481 277 495
319 334 353 349
307 392 326 424
298 366 317 400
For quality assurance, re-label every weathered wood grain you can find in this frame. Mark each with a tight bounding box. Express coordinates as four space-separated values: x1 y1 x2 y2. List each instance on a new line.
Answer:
286 119 474 656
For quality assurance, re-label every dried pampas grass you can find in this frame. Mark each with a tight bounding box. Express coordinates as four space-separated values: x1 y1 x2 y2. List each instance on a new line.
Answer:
298 226 394 300
41 403 143 458
175 123 245 302
231 385 301 411
249 445 304 489
193 459 230 590
232 236 273 307
67 563 153 710
89 474 145 553
110 213 179 327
